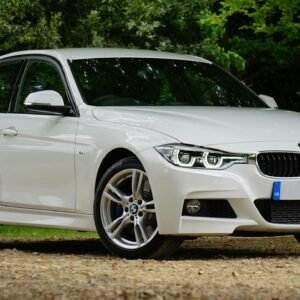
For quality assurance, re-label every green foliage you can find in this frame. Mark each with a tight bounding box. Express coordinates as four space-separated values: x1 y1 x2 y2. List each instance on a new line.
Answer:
0 0 61 53
0 0 243 71
76 0 209 49
0 0 299 72
0 225 97 239
203 0 300 110
74 0 242 69
0 0 299 109
205 0 300 68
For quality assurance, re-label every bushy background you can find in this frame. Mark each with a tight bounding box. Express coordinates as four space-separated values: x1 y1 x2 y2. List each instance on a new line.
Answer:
1 0 299 110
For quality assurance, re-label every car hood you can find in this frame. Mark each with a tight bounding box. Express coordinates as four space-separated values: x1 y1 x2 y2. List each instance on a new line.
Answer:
92 106 300 147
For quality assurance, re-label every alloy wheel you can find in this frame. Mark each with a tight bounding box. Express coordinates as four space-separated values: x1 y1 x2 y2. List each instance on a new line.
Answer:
100 168 158 249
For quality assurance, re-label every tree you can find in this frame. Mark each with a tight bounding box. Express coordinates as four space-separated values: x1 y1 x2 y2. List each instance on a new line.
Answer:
0 0 242 70
203 0 300 110
0 0 61 53
72 0 244 70
0 0 299 110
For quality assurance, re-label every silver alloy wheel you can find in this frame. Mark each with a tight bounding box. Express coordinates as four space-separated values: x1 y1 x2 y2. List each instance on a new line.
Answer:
100 168 158 250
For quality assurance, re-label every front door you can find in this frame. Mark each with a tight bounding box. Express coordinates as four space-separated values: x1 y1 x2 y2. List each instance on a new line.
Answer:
0 58 78 212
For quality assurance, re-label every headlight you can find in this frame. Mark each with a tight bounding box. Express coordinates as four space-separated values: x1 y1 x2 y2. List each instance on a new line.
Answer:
155 144 248 169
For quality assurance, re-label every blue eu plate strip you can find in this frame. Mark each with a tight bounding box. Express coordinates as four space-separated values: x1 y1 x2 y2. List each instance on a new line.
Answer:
272 181 281 200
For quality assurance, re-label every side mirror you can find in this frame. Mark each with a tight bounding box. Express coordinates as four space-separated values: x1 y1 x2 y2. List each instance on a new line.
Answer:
259 94 278 109
24 90 73 115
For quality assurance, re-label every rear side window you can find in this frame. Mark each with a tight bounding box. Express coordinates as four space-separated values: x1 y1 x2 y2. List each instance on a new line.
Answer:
0 60 23 113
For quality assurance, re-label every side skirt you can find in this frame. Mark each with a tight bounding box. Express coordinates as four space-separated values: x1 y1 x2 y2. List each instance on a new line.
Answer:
0 205 96 231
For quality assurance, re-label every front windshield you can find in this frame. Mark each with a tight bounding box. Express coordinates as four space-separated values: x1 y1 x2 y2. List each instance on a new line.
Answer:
70 57 266 107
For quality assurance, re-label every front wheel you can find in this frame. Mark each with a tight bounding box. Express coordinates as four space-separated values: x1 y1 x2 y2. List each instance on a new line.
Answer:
94 157 182 258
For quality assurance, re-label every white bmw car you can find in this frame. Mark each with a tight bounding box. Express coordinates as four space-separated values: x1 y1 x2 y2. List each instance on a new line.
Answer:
0 48 299 258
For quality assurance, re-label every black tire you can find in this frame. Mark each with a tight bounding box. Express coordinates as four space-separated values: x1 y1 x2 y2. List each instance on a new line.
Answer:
94 157 182 259
295 234 300 243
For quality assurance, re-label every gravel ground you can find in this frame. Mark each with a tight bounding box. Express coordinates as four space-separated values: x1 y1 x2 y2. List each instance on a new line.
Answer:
0 235 299 300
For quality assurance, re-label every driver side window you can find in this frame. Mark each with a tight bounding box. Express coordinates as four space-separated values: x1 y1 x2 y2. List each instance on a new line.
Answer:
16 60 68 113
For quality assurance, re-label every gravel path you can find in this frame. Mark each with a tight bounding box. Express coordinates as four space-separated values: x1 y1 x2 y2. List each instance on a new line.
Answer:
0 235 299 299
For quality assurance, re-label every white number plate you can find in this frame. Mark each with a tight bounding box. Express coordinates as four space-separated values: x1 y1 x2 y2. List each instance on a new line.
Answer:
272 181 300 200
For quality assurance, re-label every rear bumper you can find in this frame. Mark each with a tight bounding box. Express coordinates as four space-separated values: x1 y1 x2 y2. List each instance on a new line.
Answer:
138 148 300 235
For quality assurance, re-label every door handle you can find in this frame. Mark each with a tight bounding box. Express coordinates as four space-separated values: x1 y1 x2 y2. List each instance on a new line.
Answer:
2 126 18 137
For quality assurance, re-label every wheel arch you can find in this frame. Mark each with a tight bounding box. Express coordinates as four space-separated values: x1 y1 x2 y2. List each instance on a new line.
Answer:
95 147 139 192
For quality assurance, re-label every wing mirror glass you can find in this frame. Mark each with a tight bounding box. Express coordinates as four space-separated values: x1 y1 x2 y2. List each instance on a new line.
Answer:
259 94 278 109
24 90 73 115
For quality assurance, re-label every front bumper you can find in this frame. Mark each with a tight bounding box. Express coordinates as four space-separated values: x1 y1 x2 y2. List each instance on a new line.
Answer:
138 148 300 235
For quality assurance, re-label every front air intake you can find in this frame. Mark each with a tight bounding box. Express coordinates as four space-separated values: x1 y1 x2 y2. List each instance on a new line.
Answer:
257 152 300 177
255 199 300 224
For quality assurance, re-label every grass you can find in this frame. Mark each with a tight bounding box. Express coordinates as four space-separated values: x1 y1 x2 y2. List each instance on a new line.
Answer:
0 225 98 239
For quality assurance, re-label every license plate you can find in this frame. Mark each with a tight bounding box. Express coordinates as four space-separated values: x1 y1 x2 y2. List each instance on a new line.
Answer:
272 181 300 200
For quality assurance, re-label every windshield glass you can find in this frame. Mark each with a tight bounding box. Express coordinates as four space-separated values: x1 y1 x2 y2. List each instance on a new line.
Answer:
70 58 266 107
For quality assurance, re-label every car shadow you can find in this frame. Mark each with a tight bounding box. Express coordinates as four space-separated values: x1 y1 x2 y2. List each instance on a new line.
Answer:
173 246 300 260
172 236 300 260
0 237 299 259
0 239 107 255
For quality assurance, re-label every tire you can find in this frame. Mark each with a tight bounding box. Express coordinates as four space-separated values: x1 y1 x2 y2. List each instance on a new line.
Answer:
295 234 300 243
94 157 182 259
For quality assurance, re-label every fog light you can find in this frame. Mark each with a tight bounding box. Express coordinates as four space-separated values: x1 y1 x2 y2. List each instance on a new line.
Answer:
185 199 201 214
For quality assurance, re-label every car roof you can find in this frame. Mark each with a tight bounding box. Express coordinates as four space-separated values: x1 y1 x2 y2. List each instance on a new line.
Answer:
0 48 211 64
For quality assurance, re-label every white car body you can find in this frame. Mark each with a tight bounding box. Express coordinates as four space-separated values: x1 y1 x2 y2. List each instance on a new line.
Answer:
0 48 300 249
